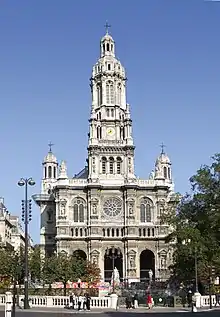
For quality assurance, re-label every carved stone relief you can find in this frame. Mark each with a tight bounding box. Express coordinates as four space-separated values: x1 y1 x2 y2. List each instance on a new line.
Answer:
127 199 135 217
59 199 67 215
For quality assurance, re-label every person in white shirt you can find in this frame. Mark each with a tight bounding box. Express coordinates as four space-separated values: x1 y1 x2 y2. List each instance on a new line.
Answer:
78 293 83 311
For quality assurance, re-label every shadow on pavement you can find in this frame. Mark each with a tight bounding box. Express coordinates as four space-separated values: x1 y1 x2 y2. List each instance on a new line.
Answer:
103 310 220 316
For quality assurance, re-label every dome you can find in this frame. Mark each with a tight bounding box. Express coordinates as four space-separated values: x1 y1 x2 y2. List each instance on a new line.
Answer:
156 153 171 165
43 151 57 164
101 34 114 43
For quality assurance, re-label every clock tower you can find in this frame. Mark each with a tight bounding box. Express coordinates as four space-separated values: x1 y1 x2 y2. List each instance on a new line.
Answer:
88 27 135 184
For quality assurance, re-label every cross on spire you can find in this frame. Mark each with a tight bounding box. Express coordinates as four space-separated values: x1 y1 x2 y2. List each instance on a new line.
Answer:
48 142 54 152
160 143 166 154
104 21 111 34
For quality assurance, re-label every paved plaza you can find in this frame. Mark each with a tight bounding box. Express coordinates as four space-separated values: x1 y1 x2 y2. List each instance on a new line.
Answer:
0 307 220 317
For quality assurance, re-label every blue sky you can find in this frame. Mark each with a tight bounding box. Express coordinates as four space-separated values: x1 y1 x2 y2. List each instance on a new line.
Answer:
0 0 219 243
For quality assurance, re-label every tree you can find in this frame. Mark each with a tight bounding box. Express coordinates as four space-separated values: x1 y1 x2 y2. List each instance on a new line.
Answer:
82 261 101 285
29 245 41 282
165 154 220 285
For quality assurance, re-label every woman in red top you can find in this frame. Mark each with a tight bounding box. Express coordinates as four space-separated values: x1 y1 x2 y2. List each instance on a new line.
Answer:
147 293 153 309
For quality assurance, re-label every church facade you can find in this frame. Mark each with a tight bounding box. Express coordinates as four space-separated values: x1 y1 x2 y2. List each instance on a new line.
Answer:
33 30 176 283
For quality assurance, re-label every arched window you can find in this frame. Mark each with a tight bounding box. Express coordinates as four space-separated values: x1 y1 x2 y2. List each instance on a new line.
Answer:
140 198 153 222
75 228 78 236
107 109 110 116
73 198 85 223
85 228 87 236
121 228 124 236
109 157 114 174
117 84 122 105
48 166 52 178
97 126 102 139
139 228 141 237
116 228 119 237
111 108 114 117
44 167 47 178
107 43 109 51
168 167 171 179
107 228 110 237
163 167 167 178
152 228 155 237
53 166 56 179
147 228 151 237
80 228 83 237
143 228 146 237
97 85 102 106
116 157 122 174
106 81 114 104
103 229 105 237
112 229 114 237
101 157 107 174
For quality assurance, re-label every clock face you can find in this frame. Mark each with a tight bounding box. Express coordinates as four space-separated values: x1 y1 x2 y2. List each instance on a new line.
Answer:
107 128 115 136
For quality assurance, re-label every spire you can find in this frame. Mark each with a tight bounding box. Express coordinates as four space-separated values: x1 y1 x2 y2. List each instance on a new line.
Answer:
100 22 115 58
48 141 54 153
104 21 111 35
160 142 165 155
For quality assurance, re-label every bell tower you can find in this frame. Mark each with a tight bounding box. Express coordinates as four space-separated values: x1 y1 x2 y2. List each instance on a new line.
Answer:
88 26 135 184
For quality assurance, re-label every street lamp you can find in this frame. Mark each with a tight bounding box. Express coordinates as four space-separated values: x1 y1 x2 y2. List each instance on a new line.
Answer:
182 239 198 293
18 177 35 309
106 247 121 293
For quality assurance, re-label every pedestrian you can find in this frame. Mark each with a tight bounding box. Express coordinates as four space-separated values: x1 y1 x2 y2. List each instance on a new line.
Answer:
215 289 220 307
133 293 138 309
69 292 75 309
187 290 193 308
85 293 91 311
147 293 153 309
82 293 87 310
78 292 83 311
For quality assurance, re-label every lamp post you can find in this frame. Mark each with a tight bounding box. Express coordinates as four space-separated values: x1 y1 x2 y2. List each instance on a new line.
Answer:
182 239 198 293
18 177 35 309
106 247 121 293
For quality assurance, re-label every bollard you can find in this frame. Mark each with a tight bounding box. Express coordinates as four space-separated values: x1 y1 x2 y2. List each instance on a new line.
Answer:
5 292 12 317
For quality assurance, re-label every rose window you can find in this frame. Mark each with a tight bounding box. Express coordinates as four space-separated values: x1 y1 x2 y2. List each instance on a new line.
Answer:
103 197 122 217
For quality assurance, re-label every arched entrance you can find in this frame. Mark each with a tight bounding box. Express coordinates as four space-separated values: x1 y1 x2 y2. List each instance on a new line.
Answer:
140 249 155 281
104 247 123 282
73 249 87 261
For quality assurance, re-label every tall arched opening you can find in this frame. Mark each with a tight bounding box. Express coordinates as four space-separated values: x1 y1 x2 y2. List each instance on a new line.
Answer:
104 247 123 282
73 249 87 261
140 249 155 281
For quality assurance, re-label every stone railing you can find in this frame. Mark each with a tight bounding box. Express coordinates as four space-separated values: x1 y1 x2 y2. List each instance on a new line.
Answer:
0 293 217 309
0 294 110 308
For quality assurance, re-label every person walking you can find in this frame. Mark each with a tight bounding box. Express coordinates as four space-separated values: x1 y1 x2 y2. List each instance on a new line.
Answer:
78 293 83 311
85 293 91 311
147 293 153 309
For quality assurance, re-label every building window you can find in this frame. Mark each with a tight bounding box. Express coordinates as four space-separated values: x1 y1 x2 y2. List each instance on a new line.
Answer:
106 81 114 104
107 109 109 116
116 157 122 174
44 167 47 178
108 64 111 70
53 166 56 179
111 109 114 117
97 126 102 139
140 198 153 222
97 85 102 106
107 43 109 51
73 199 85 222
168 167 171 179
117 84 121 105
101 157 107 174
163 167 167 178
109 157 114 174
48 166 52 178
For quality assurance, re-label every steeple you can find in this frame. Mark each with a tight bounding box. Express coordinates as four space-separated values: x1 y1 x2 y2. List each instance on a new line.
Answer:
88 28 135 183
41 143 58 194
100 22 115 58
154 144 172 181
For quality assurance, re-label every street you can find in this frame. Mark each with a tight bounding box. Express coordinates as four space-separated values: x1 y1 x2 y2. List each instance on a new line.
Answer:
0 308 220 317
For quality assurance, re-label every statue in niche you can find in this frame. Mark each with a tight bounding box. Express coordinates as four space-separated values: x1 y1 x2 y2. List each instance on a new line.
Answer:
161 256 166 269
130 256 135 269
92 203 97 214
128 201 134 215
93 256 98 265
60 200 66 215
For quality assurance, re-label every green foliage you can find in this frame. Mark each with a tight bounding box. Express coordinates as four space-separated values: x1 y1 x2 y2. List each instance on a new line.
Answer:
29 245 41 282
0 248 24 285
166 154 220 284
